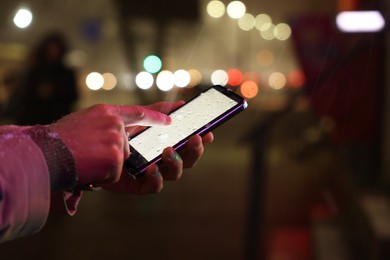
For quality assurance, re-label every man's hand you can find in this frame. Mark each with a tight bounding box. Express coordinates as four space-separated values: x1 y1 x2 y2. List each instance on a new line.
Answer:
49 103 173 185
50 101 213 194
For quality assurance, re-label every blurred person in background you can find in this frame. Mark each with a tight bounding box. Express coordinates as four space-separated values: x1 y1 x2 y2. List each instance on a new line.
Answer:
5 32 78 125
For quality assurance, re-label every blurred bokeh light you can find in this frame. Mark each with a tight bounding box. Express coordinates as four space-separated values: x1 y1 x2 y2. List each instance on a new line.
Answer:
187 69 202 87
336 11 385 32
227 1 246 19
238 13 256 31
156 70 174 91
13 8 33 29
211 69 228 86
135 71 154 90
269 71 286 89
86 72 104 90
143 55 162 74
102 72 117 90
227 68 243 87
240 80 258 99
173 69 190 88
255 13 272 32
274 23 292 41
206 0 225 18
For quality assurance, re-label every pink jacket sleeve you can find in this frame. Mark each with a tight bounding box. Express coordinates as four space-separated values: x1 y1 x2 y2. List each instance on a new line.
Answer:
0 127 50 243
0 126 81 243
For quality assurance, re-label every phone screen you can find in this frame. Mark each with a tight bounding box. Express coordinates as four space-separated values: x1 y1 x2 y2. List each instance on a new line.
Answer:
125 85 247 176
130 87 238 161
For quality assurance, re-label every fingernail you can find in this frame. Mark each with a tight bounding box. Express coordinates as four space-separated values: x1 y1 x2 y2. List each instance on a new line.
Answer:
165 116 172 125
194 143 202 151
167 149 181 162
153 166 161 176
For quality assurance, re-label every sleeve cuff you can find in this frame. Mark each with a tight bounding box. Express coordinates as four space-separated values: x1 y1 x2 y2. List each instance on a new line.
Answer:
23 126 78 191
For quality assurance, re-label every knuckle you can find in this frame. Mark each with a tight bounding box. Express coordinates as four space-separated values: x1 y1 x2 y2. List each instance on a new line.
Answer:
92 104 120 117
108 116 124 128
92 103 109 112
109 131 123 144
108 145 123 164
106 147 123 183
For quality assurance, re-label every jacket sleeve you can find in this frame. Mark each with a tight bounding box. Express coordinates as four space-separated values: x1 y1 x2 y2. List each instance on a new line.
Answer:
0 125 81 243
0 127 50 243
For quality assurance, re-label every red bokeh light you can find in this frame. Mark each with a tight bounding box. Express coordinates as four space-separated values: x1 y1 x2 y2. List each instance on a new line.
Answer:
227 68 243 87
288 70 306 88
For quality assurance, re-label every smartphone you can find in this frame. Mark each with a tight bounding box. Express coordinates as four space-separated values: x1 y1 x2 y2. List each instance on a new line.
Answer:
124 85 248 177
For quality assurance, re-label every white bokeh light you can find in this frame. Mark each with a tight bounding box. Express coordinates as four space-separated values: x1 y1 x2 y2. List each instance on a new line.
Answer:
336 11 385 32
207 0 226 18
13 8 33 29
260 23 276 40
211 70 228 86
255 14 272 31
269 72 286 90
227 1 246 19
86 72 104 90
173 70 190 88
156 70 174 91
135 71 154 90
274 23 292 41
238 13 255 31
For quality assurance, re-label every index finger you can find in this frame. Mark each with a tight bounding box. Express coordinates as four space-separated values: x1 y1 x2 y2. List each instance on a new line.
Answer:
115 106 172 127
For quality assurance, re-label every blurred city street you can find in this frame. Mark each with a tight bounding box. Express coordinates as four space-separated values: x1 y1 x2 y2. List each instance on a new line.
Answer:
1 0 390 259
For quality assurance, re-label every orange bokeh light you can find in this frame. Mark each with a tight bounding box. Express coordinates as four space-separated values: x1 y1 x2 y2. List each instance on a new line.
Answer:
227 68 243 87
240 80 259 99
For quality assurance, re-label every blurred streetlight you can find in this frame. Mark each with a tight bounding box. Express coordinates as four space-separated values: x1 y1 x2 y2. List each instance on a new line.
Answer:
135 71 154 90
143 55 162 74
227 1 246 19
173 70 190 88
207 0 225 18
13 8 33 29
211 69 228 86
102 73 117 90
336 11 385 32
156 70 174 91
238 13 255 31
86 72 104 90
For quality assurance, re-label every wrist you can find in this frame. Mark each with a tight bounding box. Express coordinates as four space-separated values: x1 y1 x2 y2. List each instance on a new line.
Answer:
23 125 78 191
